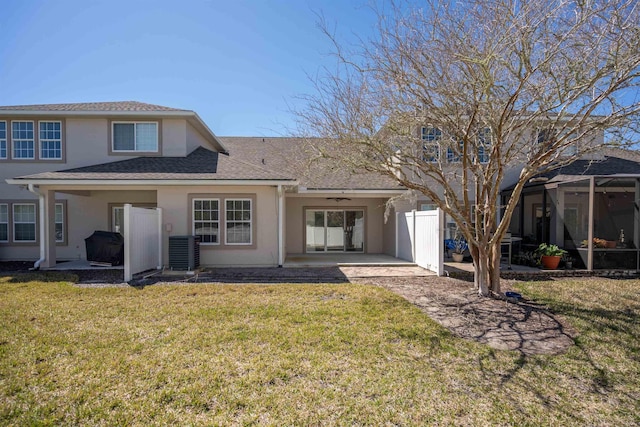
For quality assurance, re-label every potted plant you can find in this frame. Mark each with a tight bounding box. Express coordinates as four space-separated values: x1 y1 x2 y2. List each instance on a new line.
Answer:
535 243 567 269
451 233 468 262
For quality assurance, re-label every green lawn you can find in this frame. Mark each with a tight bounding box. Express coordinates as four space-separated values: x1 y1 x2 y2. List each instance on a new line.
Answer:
0 274 638 426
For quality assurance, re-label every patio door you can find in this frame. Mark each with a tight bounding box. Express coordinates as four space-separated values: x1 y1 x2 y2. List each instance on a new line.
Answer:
305 209 364 253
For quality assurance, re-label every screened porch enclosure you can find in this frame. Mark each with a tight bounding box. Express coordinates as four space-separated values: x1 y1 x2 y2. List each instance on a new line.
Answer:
506 177 640 270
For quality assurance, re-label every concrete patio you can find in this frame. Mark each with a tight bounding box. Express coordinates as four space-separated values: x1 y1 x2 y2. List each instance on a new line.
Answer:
284 253 416 267
44 260 124 271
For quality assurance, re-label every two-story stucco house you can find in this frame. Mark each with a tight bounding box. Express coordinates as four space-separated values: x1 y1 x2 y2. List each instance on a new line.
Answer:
0 101 407 271
3 101 640 274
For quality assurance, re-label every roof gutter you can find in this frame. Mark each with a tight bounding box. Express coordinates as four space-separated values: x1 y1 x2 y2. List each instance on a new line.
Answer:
6 178 298 186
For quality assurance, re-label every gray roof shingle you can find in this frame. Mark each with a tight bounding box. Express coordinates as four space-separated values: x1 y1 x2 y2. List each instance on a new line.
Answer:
14 147 295 181
503 154 640 192
0 101 187 112
219 137 404 190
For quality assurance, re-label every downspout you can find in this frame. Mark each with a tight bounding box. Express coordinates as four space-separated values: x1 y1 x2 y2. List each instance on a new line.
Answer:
27 184 46 270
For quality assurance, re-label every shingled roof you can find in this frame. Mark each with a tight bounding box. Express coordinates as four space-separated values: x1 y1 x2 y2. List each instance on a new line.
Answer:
503 154 640 192
13 147 295 181
540 156 640 177
0 101 187 112
219 137 404 191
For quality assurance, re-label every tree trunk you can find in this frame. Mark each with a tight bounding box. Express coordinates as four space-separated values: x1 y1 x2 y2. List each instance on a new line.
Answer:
471 243 502 297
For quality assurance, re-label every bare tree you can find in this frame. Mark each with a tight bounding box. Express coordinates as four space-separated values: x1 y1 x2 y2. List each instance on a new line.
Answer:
295 0 640 296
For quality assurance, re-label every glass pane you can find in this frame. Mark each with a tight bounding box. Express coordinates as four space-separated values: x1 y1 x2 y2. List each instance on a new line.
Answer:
135 123 157 151
55 204 63 222
195 223 218 243
14 223 36 241
227 222 251 244
113 124 135 150
55 223 63 242
113 207 124 233
306 210 325 252
0 224 7 241
326 211 344 251
344 210 364 252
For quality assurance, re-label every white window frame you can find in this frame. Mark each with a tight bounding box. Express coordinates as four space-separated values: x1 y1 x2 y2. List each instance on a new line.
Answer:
39 120 62 160
421 126 441 163
224 198 253 246
55 203 64 243
11 120 35 160
193 198 220 245
13 203 37 243
0 120 7 159
0 203 8 242
446 139 464 163
111 121 159 153
476 127 492 164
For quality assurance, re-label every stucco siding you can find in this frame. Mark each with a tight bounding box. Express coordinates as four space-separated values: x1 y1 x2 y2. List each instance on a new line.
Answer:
285 197 389 254
186 122 210 154
162 119 188 157
0 189 157 261
158 185 279 267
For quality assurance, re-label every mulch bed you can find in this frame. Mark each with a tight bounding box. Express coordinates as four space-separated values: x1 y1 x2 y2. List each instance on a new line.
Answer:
362 276 577 356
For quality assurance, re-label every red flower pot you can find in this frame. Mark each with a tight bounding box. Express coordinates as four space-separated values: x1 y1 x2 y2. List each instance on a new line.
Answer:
540 255 561 270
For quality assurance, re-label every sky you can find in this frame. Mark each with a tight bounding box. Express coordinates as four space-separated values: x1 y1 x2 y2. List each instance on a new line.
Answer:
0 0 379 136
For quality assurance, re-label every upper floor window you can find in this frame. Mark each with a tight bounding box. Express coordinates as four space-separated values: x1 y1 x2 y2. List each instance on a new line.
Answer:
39 121 62 159
112 122 158 152
421 126 441 162
12 121 35 159
477 128 491 163
0 121 6 159
447 140 464 163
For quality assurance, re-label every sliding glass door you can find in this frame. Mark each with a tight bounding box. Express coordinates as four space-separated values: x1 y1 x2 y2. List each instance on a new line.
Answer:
305 209 364 253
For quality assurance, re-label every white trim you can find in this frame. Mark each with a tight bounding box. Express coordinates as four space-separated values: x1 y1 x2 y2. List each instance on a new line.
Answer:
6 179 297 186
0 203 8 242
192 198 221 246
12 202 37 243
38 120 63 160
54 202 64 243
11 120 35 160
294 189 407 197
0 120 7 159
112 121 159 153
224 198 252 246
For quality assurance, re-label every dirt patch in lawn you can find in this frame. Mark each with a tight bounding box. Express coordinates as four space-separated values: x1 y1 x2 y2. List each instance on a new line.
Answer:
362 275 577 356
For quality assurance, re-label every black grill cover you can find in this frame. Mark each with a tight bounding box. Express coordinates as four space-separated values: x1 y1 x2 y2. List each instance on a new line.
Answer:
85 231 124 266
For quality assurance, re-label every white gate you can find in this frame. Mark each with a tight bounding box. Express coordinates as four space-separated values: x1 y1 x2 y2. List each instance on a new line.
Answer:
396 209 444 275
124 204 163 281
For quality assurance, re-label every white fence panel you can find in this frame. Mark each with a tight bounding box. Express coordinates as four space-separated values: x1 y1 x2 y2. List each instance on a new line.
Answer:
414 210 444 275
396 211 414 262
396 209 444 275
124 204 163 281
